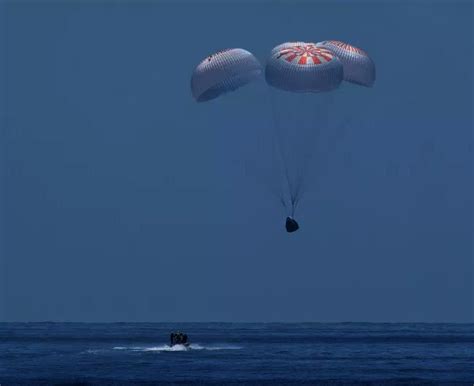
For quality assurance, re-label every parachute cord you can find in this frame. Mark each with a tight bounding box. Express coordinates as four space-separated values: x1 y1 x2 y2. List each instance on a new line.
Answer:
293 94 333 207
292 125 321 207
272 132 289 212
267 87 293 215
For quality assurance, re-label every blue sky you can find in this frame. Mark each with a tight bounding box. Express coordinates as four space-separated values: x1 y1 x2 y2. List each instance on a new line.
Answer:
1 1 472 322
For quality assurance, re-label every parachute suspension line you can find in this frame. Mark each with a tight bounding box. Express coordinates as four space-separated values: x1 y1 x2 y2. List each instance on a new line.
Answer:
292 93 314 207
267 87 293 214
271 130 289 212
292 95 333 208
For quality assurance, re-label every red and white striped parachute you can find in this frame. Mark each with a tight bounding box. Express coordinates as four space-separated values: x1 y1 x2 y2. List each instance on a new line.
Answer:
265 42 343 93
191 48 262 102
316 40 375 87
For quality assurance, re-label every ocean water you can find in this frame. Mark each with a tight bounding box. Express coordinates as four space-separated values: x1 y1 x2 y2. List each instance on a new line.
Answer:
1 323 473 385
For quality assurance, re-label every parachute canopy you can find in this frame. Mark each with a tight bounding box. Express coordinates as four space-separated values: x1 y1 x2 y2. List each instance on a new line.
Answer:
270 41 307 55
191 48 262 102
265 42 343 93
316 40 375 87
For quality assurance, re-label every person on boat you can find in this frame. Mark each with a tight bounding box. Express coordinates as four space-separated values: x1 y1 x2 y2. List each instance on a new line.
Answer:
170 331 189 346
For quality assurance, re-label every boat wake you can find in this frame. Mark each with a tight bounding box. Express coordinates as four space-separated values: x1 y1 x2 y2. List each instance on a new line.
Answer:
111 344 242 352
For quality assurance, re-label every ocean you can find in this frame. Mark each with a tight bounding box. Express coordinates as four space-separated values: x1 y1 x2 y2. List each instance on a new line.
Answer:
1 322 473 385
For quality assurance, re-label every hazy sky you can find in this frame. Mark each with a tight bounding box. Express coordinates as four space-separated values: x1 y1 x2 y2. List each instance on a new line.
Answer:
1 1 472 322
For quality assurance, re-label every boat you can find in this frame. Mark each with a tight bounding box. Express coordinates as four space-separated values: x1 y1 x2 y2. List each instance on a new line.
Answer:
169 331 190 348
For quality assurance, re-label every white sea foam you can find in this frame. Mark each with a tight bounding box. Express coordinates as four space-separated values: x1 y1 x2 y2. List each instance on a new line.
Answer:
111 344 242 352
83 349 104 354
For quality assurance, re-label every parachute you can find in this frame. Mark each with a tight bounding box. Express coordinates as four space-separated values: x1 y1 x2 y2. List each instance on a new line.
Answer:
191 48 262 102
266 43 343 93
265 42 344 231
316 40 375 87
191 41 375 233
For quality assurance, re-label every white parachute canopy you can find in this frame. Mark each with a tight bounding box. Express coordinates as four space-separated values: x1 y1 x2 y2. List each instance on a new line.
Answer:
191 48 262 102
316 40 376 87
